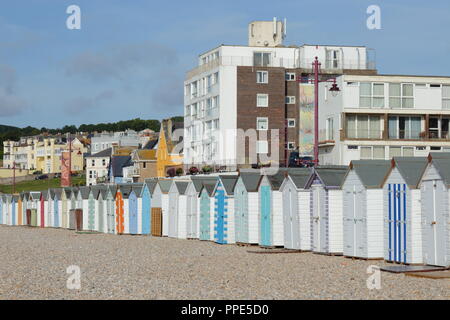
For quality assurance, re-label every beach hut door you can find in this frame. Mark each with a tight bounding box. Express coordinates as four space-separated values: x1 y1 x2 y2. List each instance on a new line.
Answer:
129 194 138 234
260 186 271 246
215 189 226 244
422 180 447 266
200 192 210 241
387 184 407 263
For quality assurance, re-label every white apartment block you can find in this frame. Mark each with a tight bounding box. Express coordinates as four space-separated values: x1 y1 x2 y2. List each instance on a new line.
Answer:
90 130 144 154
183 19 374 170
318 74 450 165
85 148 112 186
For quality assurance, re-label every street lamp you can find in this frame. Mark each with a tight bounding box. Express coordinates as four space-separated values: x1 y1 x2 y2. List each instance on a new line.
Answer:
298 56 340 167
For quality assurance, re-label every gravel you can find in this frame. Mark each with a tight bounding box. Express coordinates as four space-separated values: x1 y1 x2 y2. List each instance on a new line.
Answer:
0 225 448 300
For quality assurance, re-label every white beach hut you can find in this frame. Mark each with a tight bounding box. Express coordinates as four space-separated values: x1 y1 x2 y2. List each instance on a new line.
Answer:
168 180 189 239
341 160 391 259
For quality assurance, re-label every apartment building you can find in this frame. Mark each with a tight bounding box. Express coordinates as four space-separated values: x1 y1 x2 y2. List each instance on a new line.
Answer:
3 135 87 173
183 19 375 171
318 74 450 165
90 129 149 154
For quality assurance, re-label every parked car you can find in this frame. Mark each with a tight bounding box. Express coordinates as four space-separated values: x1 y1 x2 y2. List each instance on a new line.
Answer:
288 152 314 168
35 174 49 180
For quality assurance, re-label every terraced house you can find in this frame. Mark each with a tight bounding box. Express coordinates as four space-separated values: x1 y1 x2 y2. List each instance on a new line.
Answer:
318 74 450 165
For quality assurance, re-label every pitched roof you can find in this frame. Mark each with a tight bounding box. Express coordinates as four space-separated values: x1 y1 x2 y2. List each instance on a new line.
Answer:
108 185 118 196
218 175 239 195
144 179 158 194
87 148 112 158
143 138 158 150
117 184 133 199
313 166 348 188
190 176 218 193
202 179 218 196
174 181 189 195
158 180 172 193
53 188 63 198
286 168 314 189
348 160 391 188
110 155 133 177
131 184 144 197
431 158 450 186
136 149 157 161
428 152 450 160
30 192 41 200
238 172 263 192
392 157 428 188
63 187 72 197
79 186 91 199
262 168 293 190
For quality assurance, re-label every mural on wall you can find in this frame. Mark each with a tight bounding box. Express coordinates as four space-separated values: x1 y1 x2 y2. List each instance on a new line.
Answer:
299 83 314 156
61 151 71 187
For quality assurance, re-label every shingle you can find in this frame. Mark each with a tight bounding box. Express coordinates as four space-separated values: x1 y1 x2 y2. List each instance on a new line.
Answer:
393 157 428 188
349 160 391 188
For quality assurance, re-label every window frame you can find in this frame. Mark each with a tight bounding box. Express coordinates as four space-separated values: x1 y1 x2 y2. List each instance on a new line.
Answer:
256 93 269 107
256 117 269 131
285 96 296 104
256 71 268 84
287 119 296 128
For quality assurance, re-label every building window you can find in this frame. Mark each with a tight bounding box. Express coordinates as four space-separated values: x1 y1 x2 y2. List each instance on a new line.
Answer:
389 146 402 158
360 82 384 108
253 52 271 67
428 116 450 139
213 72 219 85
360 146 372 159
285 96 296 104
143 162 147 169
257 94 268 107
388 116 421 139
443 85 450 109
287 119 296 127
256 71 268 84
257 140 268 154
91 159 95 166
389 83 414 108
360 146 385 159
285 72 296 81
286 142 295 150
325 49 340 69
346 115 381 139
102 159 106 166
326 117 334 140
257 117 268 130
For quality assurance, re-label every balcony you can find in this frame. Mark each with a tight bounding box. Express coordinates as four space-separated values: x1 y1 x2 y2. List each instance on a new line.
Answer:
205 107 219 121
299 58 376 72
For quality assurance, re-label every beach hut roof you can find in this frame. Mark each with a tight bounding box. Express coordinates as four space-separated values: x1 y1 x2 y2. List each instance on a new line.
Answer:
108 185 118 197
158 180 172 193
190 176 217 193
308 166 348 188
117 184 133 199
286 168 314 189
347 160 391 188
30 192 41 200
428 152 450 160
174 181 189 195
63 187 73 197
218 175 238 195
202 179 218 196
259 168 294 191
12 194 19 201
79 186 91 199
390 157 428 188
131 183 144 197
238 171 263 192
429 158 450 186
143 179 158 195
53 188 63 199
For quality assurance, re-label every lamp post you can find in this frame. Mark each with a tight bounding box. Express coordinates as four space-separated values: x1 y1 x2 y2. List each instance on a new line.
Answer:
299 56 340 167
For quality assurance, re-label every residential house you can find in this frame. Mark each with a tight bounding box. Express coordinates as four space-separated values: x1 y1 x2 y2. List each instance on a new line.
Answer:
85 148 112 186
131 149 157 182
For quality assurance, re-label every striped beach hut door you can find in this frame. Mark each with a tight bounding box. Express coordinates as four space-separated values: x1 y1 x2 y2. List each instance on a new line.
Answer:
115 192 124 234
88 194 95 231
40 195 45 228
54 198 59 227
142 189 151 235
422 180 447 266
387 184 407 263
11 198 16 225
199 191 210 240
129 192 138 234
98 196 104 233
214 188 226 244
107 197 115 234
260 186 271 246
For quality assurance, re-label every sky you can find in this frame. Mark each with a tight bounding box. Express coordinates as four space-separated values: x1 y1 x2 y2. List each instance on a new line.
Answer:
0 0 449 129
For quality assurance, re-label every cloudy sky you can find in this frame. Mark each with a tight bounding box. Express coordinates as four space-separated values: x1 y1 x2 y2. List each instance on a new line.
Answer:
0 0 449 128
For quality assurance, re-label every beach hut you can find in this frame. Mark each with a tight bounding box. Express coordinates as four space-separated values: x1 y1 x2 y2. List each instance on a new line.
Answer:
11 195 18 226
168 180 189 239
0 194 3 225
29 192 40 227
306 166 347 254
106 185 117 234
199 179 218 241
341 160 391 259
96 187 107 233
52 189 62 228
382 157 427 264
152 180 172 237
87 186 101 231
77 186 90 231
141 180 158 235
38 192 46 228
115 184 132 234
419 154 450 267
20 192 29 226
234 170 263 245
211 175 238 245
61 188 71 229
279 168 314 250
257 169 289 247
129 184 144 235
17 193 23 226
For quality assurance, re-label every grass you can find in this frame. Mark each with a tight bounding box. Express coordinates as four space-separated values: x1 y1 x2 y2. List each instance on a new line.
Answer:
0 175 85 194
